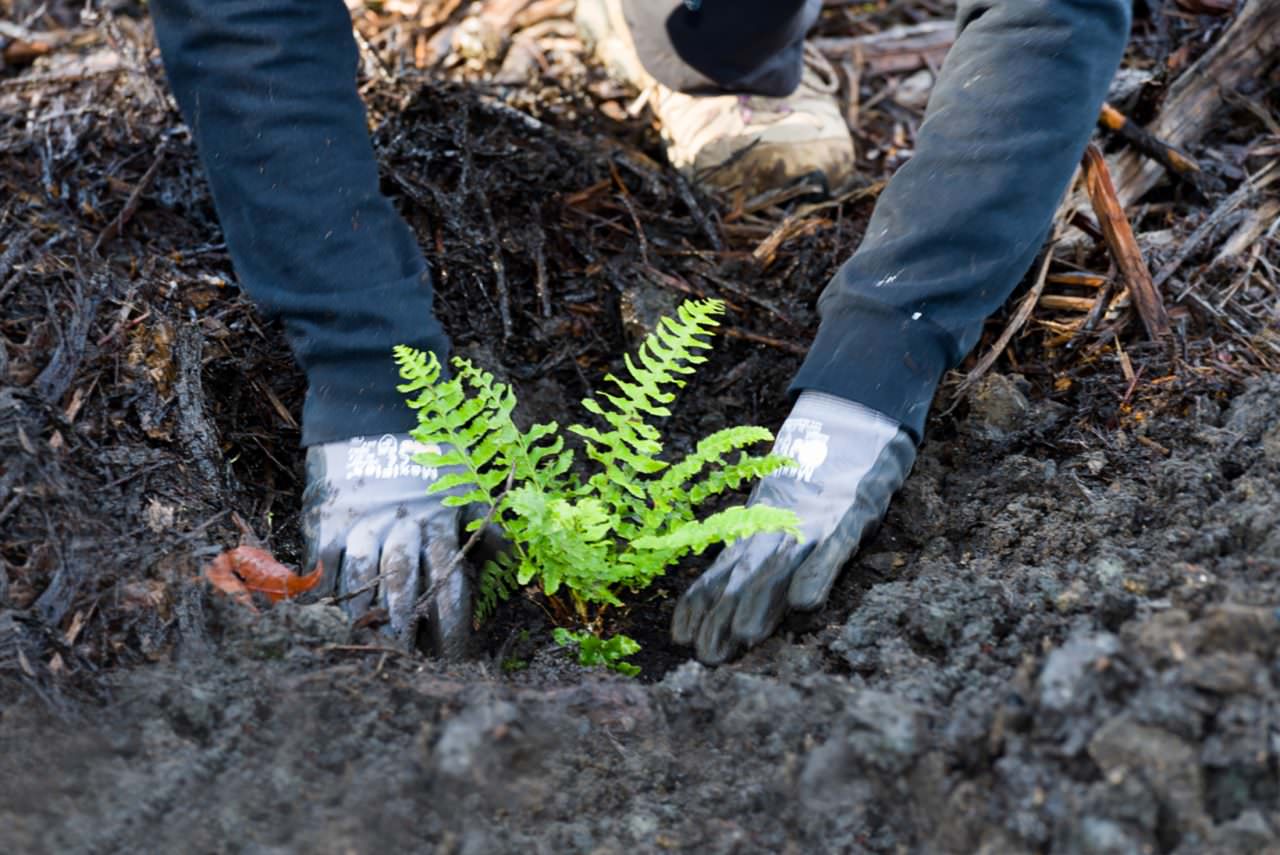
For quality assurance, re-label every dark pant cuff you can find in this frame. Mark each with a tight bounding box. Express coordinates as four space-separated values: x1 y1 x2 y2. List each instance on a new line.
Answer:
788 299 953 443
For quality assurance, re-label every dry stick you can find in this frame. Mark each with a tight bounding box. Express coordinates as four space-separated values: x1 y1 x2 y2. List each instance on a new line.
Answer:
322 643 412 657
322 570 393 606
1213 197 1280 268
672 173 724 254
529 209 553 319
2 38 52 65
0 230 29 285
721 327 807 355
611 161 650 267
1097 102 1203 192
1071 274 1122 346
511 0 574 31
1107 0 1280 208
843 48 863 129
1048 271 1108 288
1081 144 1170 339
478 195 514 340
1038 294 1098 312
0 66 127 92
951 241 1057 402
738 176 829 219
697 269 798 329
752 216 831 268
0 21 71 45
812 20 954 75
92 142 167 253
1154 162 1279 289
351 22 397 85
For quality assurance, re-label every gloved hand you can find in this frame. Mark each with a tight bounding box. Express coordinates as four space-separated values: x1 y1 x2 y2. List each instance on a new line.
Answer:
672 391 917 663
303 433 472 657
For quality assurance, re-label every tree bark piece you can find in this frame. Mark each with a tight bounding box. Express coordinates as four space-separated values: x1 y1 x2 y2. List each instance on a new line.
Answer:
1082 144 1170 339
1153 161 1279 287
813 21 954 75
1213 198 1280 267
1109 0 1280 208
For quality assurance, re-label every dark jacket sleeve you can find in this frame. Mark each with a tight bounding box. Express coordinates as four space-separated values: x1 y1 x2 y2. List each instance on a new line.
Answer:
790 0 1132 442
150 0 450 446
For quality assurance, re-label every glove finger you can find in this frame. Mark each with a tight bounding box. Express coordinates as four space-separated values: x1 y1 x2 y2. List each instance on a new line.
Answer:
308 537 344 601
339 523 383 620
692 533 789 664
787 526 862 611
694 594 740 665
671 540 746 646
378 517 422 645
731 539 811 647
298 491 340 599
423 509 470 660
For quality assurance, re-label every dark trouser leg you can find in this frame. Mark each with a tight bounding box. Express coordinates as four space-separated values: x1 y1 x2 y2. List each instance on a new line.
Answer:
790 0 1131 441
150 0 449 447
621 0 819 96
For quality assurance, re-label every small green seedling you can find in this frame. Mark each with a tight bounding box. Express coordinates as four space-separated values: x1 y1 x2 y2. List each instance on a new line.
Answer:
553 627 640 677
395 298 800 675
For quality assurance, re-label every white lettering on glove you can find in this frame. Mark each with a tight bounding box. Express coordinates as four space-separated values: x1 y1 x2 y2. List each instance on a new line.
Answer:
774 418 830 484
344 434 441 481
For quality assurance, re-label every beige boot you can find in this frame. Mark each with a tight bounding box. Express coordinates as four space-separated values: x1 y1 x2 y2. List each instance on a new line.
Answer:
577 0 854 196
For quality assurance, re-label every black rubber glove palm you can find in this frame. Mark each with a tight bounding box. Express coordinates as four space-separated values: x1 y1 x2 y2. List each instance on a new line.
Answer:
672 392 917 663
303 433 470 656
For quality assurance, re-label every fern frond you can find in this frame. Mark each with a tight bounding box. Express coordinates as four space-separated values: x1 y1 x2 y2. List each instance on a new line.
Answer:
649 426 776 508
568 298 727 525
686 451 794 505
397 351 507 513
473 555 518 623
629 504 802 557
576 298 722 425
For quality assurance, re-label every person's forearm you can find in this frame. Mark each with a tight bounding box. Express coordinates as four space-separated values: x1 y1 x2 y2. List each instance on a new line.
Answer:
150 0 449 445
791 0 1132 441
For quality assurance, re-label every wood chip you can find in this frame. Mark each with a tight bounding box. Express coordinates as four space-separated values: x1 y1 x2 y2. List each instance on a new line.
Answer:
1039 294 1098 312
1081 144 1170 339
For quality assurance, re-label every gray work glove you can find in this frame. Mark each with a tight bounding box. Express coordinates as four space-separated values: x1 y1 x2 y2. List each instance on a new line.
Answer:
303 433 471 657
672 391 917 664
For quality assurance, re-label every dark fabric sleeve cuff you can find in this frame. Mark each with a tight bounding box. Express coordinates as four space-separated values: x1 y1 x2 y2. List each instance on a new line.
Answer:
788 299 953 444
296 274 450 447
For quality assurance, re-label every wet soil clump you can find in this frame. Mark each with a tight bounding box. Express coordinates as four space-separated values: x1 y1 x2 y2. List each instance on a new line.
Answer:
4 377 1280 853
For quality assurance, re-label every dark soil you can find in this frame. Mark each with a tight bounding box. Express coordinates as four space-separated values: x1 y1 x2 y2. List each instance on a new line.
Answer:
3 2 1279 853
4 376 1279 853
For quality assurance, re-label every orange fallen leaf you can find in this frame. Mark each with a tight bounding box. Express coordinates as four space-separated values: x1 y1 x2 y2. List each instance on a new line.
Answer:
203 546 322 610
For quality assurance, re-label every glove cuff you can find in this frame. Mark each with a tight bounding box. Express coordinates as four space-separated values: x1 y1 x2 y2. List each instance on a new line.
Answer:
793 390 906 437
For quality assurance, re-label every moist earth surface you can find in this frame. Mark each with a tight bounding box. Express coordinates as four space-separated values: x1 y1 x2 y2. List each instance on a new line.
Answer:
4 375 1279 854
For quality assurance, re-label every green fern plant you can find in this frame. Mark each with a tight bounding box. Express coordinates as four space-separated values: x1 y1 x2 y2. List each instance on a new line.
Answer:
395 298 800 664
553 628 640 677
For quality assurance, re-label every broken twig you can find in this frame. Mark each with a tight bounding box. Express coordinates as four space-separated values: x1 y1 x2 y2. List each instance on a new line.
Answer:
1098 102 1202 193
1082 144 1169 339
